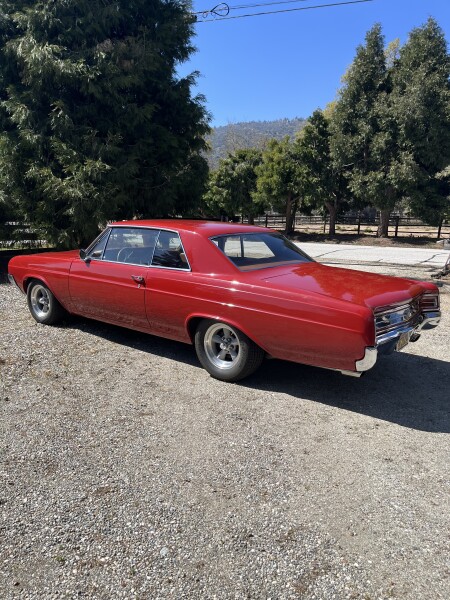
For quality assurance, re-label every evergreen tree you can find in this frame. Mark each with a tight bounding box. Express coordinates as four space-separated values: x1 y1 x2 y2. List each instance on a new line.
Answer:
204 149 264 223
0 1 210 247
254 137 307 234
331 20 450 236
331 25 405 237
392 18 450 226
297 109 349 236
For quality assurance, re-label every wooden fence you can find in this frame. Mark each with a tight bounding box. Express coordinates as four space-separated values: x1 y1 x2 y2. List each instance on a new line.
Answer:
250 214 450 239
0 223 47 249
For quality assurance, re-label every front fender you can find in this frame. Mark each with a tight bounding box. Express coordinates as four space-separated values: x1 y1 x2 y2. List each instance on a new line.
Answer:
20 270 71 311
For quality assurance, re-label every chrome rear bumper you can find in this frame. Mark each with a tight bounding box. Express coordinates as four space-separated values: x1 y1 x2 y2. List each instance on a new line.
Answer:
376 310 441 353
341 346 378 377
417 311 441 330
340 310 441 378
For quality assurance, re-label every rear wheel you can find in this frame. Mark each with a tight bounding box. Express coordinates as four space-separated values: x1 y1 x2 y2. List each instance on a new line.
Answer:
194 320 264 382
27 281 66 325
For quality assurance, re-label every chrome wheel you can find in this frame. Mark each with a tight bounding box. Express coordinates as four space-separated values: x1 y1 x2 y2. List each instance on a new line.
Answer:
27 281 65 325
204 323 241 371
195 319 265 382
30 284 51 319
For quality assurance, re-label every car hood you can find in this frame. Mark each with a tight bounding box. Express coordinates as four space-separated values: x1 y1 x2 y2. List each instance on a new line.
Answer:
259 263 425 309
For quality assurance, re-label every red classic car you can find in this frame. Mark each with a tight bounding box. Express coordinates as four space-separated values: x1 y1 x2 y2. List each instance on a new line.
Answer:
8 220 441 382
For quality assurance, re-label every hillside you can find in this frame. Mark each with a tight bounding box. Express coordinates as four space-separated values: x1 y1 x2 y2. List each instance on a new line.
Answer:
206 117 306 169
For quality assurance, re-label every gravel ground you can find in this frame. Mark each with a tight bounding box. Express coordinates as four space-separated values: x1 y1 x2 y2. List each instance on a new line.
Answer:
0 280 449 600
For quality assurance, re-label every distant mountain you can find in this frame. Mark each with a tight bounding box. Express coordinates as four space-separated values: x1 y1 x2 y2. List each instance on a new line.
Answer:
206 117 306 169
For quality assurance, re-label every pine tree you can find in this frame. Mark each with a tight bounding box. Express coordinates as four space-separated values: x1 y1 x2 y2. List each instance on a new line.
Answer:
331 20 450 236
204 149 264 223
297 110 349 236
392 18 450 226
254 137 307 234
331 24 406 237
0 1 210 247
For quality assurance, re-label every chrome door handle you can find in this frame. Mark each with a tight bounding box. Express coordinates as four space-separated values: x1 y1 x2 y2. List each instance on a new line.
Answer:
131 275 145 287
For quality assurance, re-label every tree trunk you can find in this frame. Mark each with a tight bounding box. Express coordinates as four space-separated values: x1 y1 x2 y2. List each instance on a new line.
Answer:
377 209 390 237
284 193 293 234
284 195 300 235
248 214 255 225
325 201 337 236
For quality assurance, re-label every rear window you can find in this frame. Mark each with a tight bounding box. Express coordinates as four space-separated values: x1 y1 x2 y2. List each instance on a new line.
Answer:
211 233 312 271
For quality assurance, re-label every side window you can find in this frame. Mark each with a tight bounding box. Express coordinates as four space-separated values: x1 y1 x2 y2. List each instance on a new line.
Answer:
152 231 189 270
216 235 274 260
103 227 158 265
210 233 309 270
87 230 110 260
224 235 242 257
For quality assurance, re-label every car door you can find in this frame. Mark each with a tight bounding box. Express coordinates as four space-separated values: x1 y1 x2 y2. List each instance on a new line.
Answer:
69 226 158 329
144 229 193 340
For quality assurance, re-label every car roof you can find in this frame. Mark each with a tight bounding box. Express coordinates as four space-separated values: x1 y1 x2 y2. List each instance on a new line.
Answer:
108 219 273 237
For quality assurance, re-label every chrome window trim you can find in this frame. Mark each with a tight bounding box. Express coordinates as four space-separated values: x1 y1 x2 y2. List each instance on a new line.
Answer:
108 225 181 235
85 226 191 272
151 228 191 271
85 228 111 259
151 262 192 273
80 258 192 272
209 231 313 271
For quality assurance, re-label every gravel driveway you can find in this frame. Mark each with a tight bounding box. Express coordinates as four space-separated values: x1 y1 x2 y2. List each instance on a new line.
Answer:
0 282 449 599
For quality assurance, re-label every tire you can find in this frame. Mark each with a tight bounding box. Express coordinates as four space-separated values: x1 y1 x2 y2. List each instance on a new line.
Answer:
194 320 264 382
27 280 66 325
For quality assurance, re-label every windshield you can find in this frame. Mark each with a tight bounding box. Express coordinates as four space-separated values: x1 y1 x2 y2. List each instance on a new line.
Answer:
210 232 313 271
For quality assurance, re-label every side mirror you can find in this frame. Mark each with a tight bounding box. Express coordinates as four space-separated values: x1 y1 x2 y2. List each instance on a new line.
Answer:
80 248 102 262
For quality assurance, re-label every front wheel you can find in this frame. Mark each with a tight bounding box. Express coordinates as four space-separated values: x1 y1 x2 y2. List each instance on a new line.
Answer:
27 281 66 325
194 320 264 382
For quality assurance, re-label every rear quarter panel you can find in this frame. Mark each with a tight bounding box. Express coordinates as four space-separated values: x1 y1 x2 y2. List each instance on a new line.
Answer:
145 268 374 372
195 278 373 372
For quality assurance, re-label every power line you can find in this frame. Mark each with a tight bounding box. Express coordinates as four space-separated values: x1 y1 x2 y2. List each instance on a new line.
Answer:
195 0 374 22
193 0 312 17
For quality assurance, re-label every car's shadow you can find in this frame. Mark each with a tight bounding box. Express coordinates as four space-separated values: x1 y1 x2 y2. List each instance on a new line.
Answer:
66 316 200 368
67 317 449 434
245 354 450 434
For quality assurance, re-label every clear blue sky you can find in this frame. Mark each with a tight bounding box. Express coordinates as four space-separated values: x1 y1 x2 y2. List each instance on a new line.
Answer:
179 0 450 126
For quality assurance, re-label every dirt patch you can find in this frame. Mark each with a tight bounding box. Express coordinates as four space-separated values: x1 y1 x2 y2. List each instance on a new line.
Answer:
286 231 447 248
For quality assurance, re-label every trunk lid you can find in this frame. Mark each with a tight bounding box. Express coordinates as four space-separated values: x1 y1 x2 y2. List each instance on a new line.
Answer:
258 263 424 309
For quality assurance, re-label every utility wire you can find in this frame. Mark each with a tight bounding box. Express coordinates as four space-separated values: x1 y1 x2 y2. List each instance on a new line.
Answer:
196 0 374 22
193 0 312 15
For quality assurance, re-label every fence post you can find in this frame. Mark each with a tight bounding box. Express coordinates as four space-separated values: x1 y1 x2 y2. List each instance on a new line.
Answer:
394 216 400 238
437 218 443 239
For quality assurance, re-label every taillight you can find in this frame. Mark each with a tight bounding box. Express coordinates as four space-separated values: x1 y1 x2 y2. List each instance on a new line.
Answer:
420 292 439 311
